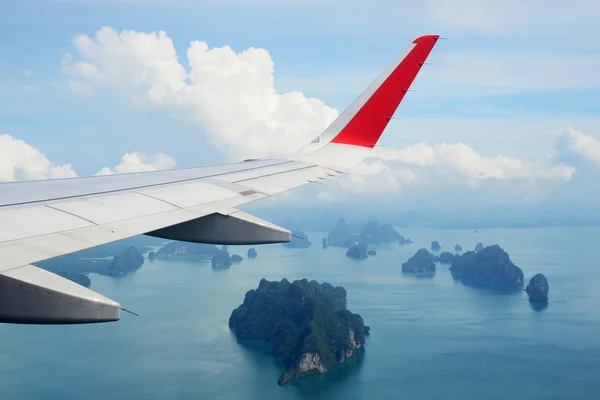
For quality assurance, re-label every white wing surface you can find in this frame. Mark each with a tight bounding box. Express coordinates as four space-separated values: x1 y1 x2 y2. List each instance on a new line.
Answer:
0 35 440 324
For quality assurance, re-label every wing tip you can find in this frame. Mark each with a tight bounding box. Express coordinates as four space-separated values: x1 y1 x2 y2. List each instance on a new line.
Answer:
413 34 440 44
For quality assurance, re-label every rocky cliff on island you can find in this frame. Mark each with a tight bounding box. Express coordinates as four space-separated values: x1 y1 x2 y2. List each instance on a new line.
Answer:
229 278 369 385
525 273 549 303
450 245 524 289
402 249 436 273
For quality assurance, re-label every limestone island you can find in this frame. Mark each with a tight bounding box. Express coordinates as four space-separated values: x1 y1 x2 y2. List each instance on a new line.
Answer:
346 242 369 260
212 250 232 269
283 230 311 249
454 244 462 252
431 241 441 252
402 249 436 273
327 218 357 247
525 273 549 303
229 278 369 385
155 241 220 260
474 242 484 253
231 254 243 263
327 218 408 247
247 248 257 259
106 246 144 277
435 251 457 264
450 245 523 290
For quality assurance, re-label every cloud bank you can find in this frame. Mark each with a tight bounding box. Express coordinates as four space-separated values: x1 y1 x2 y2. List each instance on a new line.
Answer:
62 27 338 159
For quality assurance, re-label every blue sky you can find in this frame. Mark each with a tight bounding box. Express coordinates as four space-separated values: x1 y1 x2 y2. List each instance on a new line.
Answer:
1 0 599 210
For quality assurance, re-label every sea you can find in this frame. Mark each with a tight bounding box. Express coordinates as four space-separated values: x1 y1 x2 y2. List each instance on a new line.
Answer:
0 227 599 400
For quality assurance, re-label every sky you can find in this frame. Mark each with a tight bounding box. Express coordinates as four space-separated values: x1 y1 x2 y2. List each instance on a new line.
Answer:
1 0 599 214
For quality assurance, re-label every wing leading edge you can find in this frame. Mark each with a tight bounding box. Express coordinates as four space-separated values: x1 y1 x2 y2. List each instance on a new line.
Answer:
0 35 440 324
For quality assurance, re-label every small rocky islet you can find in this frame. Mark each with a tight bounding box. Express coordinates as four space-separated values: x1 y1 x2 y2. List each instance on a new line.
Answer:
525 273 549 303
229 278 369 385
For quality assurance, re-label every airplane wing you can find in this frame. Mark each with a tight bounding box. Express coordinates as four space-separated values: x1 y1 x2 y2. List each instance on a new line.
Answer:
0 35 439 325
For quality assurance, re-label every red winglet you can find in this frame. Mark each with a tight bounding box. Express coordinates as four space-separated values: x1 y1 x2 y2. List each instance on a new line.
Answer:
330 35 439 148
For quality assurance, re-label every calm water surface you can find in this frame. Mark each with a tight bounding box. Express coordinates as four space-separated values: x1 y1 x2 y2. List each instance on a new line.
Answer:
0 227 599 399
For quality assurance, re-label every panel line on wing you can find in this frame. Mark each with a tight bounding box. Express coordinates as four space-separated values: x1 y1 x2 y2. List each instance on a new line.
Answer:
43 204 99 226
134 192 183 209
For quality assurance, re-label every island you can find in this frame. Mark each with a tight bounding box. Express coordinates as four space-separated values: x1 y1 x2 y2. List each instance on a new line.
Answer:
283 230 311 249
431 241 441 252
231 254 243 263
474 242 484 253
155 241 220 260
148 251 156 261
450 245 523 289
405 238 414 244
34 234 164 279
454 244 462 252
360 221 406 244
367 250 376 256
525 273 549 303
106 246 144 277
247 248 257 259
346 242 368 260
436 251 456 264
212 250 232 269
229 278 369 385
402 249 436 273
327 218 356 247
322 237 328 249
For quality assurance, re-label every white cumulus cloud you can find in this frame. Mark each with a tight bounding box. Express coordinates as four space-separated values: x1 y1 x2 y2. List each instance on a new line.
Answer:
0 134 176 182
95 151 176 175
552 126 600 167
0 134 77 182
62 27 338 159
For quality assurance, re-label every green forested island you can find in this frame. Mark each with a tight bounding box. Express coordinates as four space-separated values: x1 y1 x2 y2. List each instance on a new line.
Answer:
229 278 369 384
450 245 524 289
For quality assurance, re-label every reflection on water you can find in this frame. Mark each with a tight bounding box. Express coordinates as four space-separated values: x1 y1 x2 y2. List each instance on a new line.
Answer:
402 271 436 280
529 301 549 312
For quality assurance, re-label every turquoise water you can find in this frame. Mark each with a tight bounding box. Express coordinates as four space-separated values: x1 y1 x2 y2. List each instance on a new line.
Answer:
0 227 599 399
